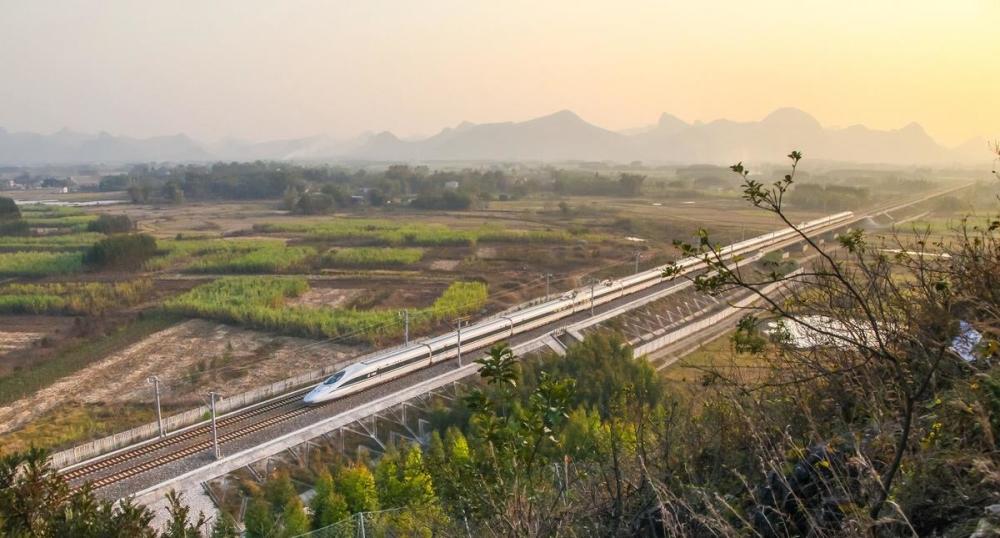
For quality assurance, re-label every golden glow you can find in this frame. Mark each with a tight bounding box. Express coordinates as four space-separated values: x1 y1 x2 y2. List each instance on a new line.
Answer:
0 0 996 145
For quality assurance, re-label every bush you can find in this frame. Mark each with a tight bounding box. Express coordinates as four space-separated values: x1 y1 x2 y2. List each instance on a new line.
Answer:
296 193 335 215
85 234 158 269
0 197 27 235
0 197 22 220
87 214 134 234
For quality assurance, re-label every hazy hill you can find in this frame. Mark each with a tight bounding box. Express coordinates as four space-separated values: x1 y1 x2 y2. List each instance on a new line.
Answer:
0 128 209 164
353 110 632 161
0 108 985 165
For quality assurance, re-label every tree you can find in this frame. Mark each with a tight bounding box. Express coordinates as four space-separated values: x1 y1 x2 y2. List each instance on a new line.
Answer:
456 343 578 535
296 192 335 215
264 471 298 512
282 185 301 210
280 497 309 538
335 463 379 514
311 470 349 529
375 444 438 509
1 448 157 537
663 150 990 533
367 188 387 206
618 173 646 196
243 497 276 538
209 512 239 538
127 180 153 204
160 490 207 538
162 180 185 204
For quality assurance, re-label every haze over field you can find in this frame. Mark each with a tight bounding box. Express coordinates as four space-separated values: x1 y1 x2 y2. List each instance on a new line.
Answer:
1 1 997 165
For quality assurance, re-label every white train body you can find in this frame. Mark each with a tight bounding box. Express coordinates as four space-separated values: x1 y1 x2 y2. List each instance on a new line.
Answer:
303 211 853 404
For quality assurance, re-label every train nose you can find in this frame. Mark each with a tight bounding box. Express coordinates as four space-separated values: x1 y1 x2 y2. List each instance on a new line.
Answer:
303 390 319 404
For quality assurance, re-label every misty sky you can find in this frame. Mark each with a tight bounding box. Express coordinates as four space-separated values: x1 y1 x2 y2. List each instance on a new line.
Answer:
1 1 997 145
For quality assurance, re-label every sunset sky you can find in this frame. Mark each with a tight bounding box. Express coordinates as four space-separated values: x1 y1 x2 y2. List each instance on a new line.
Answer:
1 0 997 145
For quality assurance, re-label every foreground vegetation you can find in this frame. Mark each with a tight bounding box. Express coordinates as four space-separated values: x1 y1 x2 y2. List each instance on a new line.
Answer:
164 277 488 344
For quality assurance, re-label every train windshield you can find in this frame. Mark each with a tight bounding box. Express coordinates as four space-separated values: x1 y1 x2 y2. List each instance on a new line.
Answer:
323 371 346 385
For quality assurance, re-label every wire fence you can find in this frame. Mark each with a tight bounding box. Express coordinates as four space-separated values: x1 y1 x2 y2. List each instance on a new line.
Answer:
290 508 445 538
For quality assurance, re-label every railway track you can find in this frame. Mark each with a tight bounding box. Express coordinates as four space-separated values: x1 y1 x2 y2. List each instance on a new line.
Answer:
62 392 305 484
64 184 971 495
78 401 322 492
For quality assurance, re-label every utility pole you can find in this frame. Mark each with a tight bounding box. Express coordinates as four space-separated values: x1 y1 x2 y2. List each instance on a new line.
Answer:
545 273 552 300
148 376 164 438
589 279 597 317
400 309 409 345
634 251 641 274
358 511 366 538
456 319 463 367
209 391 220 460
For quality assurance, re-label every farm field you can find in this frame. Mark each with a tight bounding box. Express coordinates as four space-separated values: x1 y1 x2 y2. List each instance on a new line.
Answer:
0 175 941 453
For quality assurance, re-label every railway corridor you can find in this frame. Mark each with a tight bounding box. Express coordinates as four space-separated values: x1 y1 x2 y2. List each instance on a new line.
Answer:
60 184 970 502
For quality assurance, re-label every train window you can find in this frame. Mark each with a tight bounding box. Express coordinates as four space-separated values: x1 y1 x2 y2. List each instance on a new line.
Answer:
323 371 346 385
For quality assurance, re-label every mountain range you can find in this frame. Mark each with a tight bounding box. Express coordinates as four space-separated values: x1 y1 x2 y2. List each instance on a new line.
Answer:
0 108 989 166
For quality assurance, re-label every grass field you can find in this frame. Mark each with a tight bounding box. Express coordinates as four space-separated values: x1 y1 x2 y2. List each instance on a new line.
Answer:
144 237 287 270
184 245 316 273
0 251 85 276
0 280 153 315
255 219 575 246
164 277 488 344
0 403 156 454
0 233 104 251
322 247 424 267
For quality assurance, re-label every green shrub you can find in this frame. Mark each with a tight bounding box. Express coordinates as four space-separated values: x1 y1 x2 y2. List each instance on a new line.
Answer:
0 197 21 220
0 197 27 235
85 234 157 269
87 214 134 234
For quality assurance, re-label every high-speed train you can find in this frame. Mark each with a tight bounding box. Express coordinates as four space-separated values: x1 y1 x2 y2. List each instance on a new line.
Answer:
303 211 853 404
